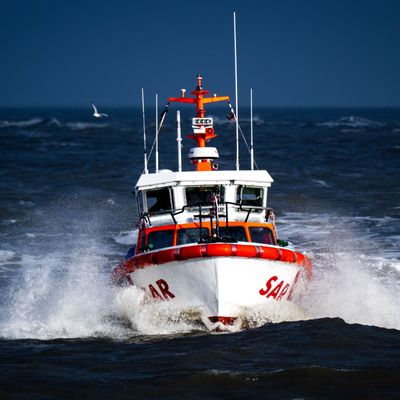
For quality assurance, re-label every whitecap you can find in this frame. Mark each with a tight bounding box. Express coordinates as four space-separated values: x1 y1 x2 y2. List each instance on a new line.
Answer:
66 122 110 131
312 179 331 188
46 141 82 147
1 219 17 225
18 200 35 207
43 118 62 128
0 117 61 129
319 115 384 128
0 118 43 128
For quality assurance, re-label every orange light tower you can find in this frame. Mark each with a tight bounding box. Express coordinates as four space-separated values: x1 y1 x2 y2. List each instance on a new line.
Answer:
168 74 230 171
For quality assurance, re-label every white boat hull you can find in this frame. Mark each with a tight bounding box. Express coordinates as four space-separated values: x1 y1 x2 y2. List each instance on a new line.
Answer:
128 256 307 324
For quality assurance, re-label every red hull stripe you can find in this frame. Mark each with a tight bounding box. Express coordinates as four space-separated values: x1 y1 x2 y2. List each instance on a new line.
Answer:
112 243 312 283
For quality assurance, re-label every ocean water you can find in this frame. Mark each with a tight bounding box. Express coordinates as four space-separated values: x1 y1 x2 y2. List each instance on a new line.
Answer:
0 107 399 399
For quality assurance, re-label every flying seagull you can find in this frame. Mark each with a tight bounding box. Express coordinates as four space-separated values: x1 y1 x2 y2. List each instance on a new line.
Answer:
91 102 109 118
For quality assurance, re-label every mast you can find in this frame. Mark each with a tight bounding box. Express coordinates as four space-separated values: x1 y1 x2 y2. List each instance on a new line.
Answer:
155 93 159 173
141 88 148 174
234 11 240 171
250 88 254 170
177 111 182 172
168 74 229 171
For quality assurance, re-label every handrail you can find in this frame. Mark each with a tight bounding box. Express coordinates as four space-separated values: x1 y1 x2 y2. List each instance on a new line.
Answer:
141 201 275 225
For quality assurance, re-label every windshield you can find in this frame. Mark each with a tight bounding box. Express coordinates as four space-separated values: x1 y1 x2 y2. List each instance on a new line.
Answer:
147 229 174 250
249 227 274 245
219 226 247 242
146 188 172 212
177 228 209 245
185 186 225 206
237 186 263 207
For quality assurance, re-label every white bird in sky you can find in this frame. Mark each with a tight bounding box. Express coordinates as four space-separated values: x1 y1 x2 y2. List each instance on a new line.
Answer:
91 101 109 118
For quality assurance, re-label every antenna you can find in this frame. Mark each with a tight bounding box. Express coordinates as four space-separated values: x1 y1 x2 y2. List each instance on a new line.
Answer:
177 110 182 172
155 93 159 173
250 88 254 170
141 88 148 174
233 11 240 171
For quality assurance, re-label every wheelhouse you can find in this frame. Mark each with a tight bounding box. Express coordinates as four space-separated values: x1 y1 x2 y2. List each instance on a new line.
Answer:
136 170 272 215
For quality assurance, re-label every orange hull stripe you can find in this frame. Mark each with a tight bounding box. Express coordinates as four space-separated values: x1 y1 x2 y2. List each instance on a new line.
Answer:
114 244 313 283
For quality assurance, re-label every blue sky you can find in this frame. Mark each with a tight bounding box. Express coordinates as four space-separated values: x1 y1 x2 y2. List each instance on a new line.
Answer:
1 0 399 107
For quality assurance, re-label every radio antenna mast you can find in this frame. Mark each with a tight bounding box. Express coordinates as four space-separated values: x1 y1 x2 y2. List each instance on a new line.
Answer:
233 11 240 171
155 93 159 173
177 111 182 172
141 88 148 174
250 88 254 170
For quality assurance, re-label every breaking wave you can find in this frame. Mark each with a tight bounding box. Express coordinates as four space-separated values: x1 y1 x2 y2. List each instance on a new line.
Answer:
65 122 110 131
319 115 384 128
278 212 400 330
0 117 62 129
0 118 110 132
0 250 128 340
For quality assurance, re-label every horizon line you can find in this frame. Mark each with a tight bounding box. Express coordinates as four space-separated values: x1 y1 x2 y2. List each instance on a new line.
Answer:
1 104 400 109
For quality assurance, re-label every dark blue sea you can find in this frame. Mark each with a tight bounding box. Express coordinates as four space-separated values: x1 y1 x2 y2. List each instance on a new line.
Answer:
0 107 399 399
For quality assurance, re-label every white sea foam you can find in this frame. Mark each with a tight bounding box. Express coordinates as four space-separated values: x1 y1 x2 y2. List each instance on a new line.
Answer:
114 285 309 334
115 286 204 335
113 229 138 245
1 209 398 338
1 219 17 226
0 250 132 340
303 253 400 330
66 122 110 131
278 212 400 330
0 118 43 128
312 179 331 188
0 250 15 263
319 115 384 128
18 200 35 207
0 118 61 129
46 141 83 147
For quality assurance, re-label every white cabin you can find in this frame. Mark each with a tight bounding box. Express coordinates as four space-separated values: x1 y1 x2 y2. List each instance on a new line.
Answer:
135 169 274 227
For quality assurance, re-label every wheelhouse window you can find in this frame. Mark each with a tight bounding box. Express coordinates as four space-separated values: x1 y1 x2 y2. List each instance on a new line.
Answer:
249 227 274 245
146 187 173 213
177 228 209 245
237 186 263 207
147 229 174 251
219 226 248 242
185 186 225 207
136 191 144 215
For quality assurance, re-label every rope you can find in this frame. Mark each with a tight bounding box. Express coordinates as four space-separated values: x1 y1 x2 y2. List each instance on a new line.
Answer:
144 101 260 172
144 103 169 172
226 101 259 170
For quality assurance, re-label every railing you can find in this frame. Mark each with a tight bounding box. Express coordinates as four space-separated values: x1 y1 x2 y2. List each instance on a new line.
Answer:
140 202 275 244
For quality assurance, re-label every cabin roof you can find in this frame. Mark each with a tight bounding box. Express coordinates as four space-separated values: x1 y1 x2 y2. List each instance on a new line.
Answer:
136 169 274 190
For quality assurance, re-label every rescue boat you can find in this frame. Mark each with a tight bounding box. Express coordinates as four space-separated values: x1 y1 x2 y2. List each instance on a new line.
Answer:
112 74 312 330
